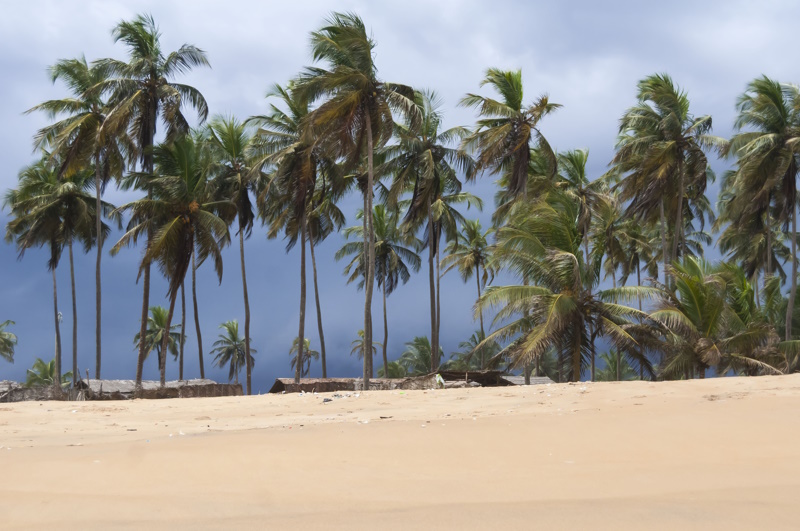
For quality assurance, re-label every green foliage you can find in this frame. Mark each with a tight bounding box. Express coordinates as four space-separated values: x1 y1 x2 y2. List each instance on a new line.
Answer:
25 358 72 389
290 337 319 378
399 336 442 375
0 321 17 363
133 306 182 366
211 320 255 384
378 361 407 378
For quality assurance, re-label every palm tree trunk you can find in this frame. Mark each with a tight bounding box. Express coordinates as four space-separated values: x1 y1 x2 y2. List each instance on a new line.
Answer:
427 207 437 372
52 265 62 389
436 233 441 364
671 158 685 264
524 363 531 385
476 263 485 340
660 198 669 286
160 291 179 387
309 234 327 378
239 226 252 395
382 274 389 379
637 260 644 380
787 201 797 341
94 153 103 380
296 210 307 385
179 281 185 381
363 118 375 386
135 247 151 387
192 250 204 379
616 349 622 381
68 238 78 388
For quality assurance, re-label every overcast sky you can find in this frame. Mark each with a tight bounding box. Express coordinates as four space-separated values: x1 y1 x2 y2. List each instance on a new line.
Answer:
1 0 798 390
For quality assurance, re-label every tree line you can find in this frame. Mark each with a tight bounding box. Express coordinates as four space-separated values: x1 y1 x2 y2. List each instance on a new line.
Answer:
4 12 800 394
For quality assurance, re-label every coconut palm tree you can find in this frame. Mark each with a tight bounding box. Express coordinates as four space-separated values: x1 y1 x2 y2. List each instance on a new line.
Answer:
207 115 264 394
25 358 72 389
294 12 420 387
726 77 800 341
444 330 502 371
26 56 127 380
98 13 210 386
112 135 231 386
349 329 379 362
133 306 182 371
4 158 114 388
612 73 721 285
399 336 442 376
649 258 782 379
477 192 651 382
460 68 560 199
336 205 421 378
595 350 638 381
289 337 319 378
441 219 494 337
211 320 255 385
377 361 407 378
383 90 475 368
0 321 17 364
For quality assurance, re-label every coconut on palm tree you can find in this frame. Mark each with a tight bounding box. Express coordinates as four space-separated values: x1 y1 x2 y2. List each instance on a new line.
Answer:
294 12 420 387
26 56 127 380
112 135 231 386
99 13 210 387
211 320 255 385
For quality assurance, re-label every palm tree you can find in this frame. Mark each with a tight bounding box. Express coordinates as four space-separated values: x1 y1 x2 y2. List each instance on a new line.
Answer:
460 68 560 199
289 337 319 378
377 360 407 378
4 158 113 388
384 90 475 368
336 205 422 379
441 219 494 337
649 258 782 379
477 192 651 382
726 77 800 341
294 12 420 387
349 329 379 362
612 74 720 285
0 321 17 364
25 358 72 389
210 320 255 385
399 336 442 376
99 13 210 386
595 350 638 381
133 306 182 371
444 330 502 371
112 135 231 386
26 56 127 380
207 116 264 394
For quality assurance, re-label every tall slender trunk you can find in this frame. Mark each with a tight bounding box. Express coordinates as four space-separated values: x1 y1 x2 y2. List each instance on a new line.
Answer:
787 201 797 341
94 153 103 380
671 157 685 265
616 349 622 381
68 239 78 388
160 291 178 387
136 110 156 388
52 266 62 389
524 364 531 385
436 235 441 359
476 264 485 345
192 249 204 379
382 275 389 378
637 260 644 380
239 226 252 395
296 210 307 385
660 198 669 286
364 119 376 385
309 235 327 378
179 281 185 381
427 207 438 372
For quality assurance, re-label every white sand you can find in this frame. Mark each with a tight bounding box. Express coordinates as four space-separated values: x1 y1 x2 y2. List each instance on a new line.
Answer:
1 374 799 529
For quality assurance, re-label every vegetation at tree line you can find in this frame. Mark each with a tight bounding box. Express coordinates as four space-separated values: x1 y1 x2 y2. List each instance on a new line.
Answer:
4 12 800 393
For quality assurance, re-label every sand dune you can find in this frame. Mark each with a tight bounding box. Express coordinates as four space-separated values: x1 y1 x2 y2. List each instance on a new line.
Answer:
1 374 799 529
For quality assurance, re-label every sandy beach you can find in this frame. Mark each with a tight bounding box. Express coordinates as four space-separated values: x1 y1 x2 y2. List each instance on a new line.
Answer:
1 374 799 530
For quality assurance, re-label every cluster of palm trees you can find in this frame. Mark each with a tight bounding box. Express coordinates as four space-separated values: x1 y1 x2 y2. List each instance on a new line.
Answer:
4 12 800 394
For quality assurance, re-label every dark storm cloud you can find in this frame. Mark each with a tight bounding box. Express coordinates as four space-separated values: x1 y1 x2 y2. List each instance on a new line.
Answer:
2 0 798 390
